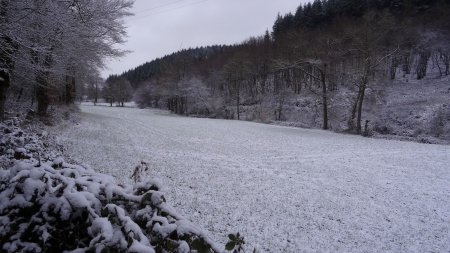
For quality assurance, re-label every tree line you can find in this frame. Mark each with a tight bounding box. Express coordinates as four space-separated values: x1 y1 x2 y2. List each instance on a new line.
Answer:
124 0 449 135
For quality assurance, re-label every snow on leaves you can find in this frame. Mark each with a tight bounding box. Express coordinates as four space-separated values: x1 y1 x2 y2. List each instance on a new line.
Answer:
0 121 221 253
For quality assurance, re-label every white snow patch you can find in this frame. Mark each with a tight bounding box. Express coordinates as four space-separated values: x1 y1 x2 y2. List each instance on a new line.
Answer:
90 217 114 241
14 148 26 154
128 240 155 253
56 104 450 252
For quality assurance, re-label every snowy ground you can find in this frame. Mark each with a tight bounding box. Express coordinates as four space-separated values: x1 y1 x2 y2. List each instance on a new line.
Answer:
55 103 450 252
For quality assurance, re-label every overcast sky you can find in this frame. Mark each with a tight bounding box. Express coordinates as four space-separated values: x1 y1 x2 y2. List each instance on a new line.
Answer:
102 0 308 78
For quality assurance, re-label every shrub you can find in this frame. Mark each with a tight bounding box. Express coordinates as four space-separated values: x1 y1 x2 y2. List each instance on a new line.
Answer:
0 160 221 253
0 121 221 253
0 159 221 252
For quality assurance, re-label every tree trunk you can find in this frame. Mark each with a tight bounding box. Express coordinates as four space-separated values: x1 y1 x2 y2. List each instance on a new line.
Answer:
0 69 10 121
390 57 397 80
356 83 367 135
363 120 370 137
0 1 12 121
31 86 35 107
416 51 430 80
236 81 240 120
65 75 76 104
16 87 23 102
320 67 328 130
34 52 53 116
94 84 98 105
402 54 411 75
348 87 362 132
36 84 50 116
433 53 443 77
277 93 284 121
356 57 372 135
442 52 449 75
36 65 52 116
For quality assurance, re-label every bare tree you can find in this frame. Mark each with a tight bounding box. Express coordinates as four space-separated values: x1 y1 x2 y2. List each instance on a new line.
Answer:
102 80 116 107
223 59 251 120
114 78 134 107
180 77 211 115
345 11 400 134
86 74 104 105
273 28 344 130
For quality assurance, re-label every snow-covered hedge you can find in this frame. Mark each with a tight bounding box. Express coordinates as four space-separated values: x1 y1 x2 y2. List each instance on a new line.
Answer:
0 118 63 169
0 120 221 253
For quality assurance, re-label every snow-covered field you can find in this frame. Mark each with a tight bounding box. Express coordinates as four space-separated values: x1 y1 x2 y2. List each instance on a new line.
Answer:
55 103 450 252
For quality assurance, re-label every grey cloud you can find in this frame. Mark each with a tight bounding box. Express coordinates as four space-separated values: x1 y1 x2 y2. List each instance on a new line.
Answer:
102 0 308 78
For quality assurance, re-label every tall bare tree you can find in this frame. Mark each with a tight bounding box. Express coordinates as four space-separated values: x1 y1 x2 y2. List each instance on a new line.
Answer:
0 0 133 118
345 11 400 134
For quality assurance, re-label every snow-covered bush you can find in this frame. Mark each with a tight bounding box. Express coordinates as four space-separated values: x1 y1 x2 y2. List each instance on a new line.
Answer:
0 119 63 169
0 122 221 253
0 161 221 252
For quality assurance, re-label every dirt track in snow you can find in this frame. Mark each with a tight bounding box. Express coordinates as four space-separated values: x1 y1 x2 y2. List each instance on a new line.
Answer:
56 104 450 252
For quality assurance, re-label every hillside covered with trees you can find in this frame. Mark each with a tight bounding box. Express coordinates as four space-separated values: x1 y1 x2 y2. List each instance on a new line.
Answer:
116 0 450 142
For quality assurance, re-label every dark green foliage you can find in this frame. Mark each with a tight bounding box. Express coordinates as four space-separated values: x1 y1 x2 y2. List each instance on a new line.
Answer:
272 13 295 38
191 238 214 253
225 233 246 252
113 46 231 89
272 0 448 39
